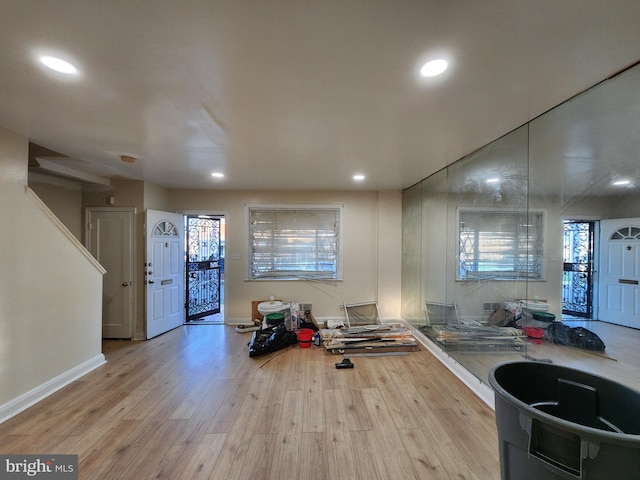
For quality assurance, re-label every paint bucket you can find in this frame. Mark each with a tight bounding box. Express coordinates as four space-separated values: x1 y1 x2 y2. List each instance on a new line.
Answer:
532 311 556 322
523 326 545 345
297 328 314 348
265 313 285 326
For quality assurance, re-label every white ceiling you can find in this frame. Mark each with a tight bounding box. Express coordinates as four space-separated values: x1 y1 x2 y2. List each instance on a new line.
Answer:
2 1 640 191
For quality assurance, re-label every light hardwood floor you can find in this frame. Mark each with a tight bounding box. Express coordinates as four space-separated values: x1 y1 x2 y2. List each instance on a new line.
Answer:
0 325 500 479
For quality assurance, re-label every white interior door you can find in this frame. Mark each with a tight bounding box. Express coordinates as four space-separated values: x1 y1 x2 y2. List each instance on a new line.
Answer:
146 209 185 339
85 207 135 339
598 218 640 328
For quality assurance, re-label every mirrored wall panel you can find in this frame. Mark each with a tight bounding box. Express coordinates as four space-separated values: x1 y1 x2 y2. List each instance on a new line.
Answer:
403 62 640 390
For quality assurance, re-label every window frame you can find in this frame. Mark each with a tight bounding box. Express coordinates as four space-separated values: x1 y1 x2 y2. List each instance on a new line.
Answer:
246 204 343 281
456 207 546 281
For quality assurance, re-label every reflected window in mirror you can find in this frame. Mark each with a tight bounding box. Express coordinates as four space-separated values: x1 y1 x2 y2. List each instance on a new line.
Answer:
457 209 545 281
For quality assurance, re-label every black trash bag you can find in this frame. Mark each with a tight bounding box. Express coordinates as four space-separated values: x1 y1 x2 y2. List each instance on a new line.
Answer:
569 326 606 351
248 323 298 357
544 322 571 345
544 323 606 351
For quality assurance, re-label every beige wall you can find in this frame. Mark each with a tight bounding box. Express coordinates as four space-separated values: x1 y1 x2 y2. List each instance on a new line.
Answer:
169 189 402 322
26 172 402 341
0 127 105 419
28 178 83 239
143 181 171 212
79 180 401 335
376 190 403 320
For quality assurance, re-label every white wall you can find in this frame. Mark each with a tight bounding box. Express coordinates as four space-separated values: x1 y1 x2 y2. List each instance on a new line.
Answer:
169 189 402 323
0 127 105 421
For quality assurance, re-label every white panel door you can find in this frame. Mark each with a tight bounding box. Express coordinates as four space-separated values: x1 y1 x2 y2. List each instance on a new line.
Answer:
598 218 640 328
146 209 185 339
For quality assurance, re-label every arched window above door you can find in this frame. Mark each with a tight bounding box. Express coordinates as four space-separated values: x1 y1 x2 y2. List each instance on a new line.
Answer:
610 226 640 240
153 220 178 237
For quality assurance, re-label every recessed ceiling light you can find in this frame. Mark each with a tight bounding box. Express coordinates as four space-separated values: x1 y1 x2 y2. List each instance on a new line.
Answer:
39 55 78 75
211 172 224 178
486 177 500 183
613 179 630 186
353 174 365 181
420 59 448 77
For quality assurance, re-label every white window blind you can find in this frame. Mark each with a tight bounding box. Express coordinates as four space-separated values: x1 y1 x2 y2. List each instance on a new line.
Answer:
458 209 544 280
248 206 341 280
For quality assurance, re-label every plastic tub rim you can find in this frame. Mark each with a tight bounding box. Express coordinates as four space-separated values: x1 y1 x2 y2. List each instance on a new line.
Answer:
257 301 289 315
489 360 640 447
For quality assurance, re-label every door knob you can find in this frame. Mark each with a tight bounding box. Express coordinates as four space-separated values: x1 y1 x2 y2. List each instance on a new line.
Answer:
122 282 130 287
148 280 155 284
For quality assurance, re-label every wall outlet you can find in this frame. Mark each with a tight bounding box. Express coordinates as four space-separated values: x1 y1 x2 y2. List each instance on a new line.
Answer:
231 253 241 260
300 303 312 313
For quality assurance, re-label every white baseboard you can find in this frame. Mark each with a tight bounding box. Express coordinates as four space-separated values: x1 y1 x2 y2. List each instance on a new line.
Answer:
0 354 107 424
227 318 252 325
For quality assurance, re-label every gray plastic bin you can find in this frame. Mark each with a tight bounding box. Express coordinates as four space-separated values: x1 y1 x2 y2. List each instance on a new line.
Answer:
489 362 640 479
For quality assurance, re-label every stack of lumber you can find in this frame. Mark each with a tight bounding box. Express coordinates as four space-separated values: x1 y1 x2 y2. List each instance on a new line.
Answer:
319 323 419 354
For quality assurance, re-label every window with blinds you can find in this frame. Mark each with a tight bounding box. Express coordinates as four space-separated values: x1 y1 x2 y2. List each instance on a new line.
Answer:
458 209 545 281
248 206 342 280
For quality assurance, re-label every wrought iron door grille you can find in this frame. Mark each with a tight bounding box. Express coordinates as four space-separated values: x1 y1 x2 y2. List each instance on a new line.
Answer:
562 221 594 318
186 216 221 320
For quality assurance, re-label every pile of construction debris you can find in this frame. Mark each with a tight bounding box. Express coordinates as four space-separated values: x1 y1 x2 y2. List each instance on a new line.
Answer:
315 301 420 355
319 323 419 355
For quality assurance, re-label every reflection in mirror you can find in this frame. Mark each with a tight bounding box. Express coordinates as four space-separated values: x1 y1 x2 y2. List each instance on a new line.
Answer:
401 181 424 323
421 168 449 317
530 64 640 333
444 125 530 379
403 62 640 395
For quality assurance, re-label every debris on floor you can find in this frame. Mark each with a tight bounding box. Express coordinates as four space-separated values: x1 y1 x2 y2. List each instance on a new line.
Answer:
319 323 420 355
335 358 354 369
248 324 298 357
235 319 262 333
